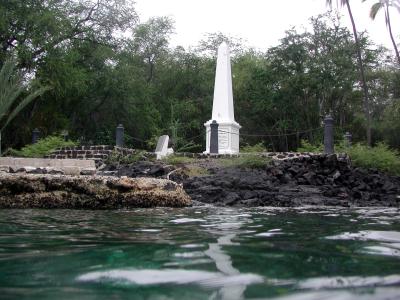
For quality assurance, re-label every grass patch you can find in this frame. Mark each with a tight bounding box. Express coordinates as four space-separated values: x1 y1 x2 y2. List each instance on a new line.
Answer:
162 156 196 165
220 155 271 169
105 150 147 165
163 155 209 178
8 136 76 158
184 165 210 177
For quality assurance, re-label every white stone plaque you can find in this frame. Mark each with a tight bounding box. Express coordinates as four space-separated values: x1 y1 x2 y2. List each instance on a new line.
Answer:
155 135 169 159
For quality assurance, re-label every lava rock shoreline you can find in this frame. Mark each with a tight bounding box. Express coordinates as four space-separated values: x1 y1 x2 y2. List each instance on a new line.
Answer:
0 154 398 208
0 174 191 209
100 154 400 207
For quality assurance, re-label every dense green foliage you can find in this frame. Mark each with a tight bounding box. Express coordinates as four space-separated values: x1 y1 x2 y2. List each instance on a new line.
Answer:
0 1 399 157
347 143 400 175
0 59 50 132
0 58 50 154
241 143 267 153
297 139 400 175
297 140 323 153
9 136 76 158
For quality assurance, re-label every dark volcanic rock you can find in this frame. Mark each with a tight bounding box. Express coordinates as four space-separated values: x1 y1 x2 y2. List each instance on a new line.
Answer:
98 161 173 178
94 154 400 208
180 155 400 207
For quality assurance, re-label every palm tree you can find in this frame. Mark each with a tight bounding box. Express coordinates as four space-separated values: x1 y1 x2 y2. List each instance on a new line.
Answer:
326 0 372 146
0 59 50 154
363 0 400 65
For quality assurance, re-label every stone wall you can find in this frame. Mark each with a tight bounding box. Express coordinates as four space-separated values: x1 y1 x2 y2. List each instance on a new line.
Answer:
47 146 337 163
0 157 95 175
45 141 350 170
46 145 138 161
170 151 343 162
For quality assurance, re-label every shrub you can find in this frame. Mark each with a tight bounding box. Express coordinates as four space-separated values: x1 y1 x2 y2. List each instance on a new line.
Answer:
9 136 76 158
297 140 323 153
347 143 400 176
241 142 267 153
298 139 400 175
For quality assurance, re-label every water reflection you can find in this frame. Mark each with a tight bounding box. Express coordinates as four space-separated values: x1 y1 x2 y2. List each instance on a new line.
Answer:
203 212 262 300
363 244 400 257
268 288 400 300
1 207 400 299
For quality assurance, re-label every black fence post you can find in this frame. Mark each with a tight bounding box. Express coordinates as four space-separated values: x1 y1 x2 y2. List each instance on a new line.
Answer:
324 115 334 154
61 130 68 141
116 124 124 147
32 128 40 144
344 132 352 148
210 120 219 154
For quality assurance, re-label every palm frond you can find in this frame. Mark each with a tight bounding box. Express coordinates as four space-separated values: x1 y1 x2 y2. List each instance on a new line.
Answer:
325 0 349 9
0 59 51 132
1 85 51 132
370 2 384 19
394 0 400 13
0 59 24 121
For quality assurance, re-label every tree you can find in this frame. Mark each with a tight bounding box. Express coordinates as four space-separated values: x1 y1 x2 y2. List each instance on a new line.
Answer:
308 13 358 126
0 59 50 153
132 17 174 82
378 96 400 148
0 0 141 147
196 32 247 56
363 0 400 65
326 0 372 145
0 0 138 70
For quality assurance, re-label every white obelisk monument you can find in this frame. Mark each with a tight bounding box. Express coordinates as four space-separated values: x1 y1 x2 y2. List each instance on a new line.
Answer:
204 42 241 154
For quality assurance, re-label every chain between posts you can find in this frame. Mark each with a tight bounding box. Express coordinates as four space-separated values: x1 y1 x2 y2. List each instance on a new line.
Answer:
216 127 323 138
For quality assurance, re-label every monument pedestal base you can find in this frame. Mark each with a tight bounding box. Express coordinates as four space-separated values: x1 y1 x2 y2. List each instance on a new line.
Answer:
204 120 241 154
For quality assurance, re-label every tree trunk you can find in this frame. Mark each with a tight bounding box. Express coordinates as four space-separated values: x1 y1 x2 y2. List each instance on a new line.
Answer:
284 131 289 152
345 0 372 146
147 57 154 83
386 5 400 65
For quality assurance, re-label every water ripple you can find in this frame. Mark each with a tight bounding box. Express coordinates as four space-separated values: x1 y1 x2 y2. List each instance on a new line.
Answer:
170 218 206 224
298 274 400 289
326 231 400 243
77 268 264 287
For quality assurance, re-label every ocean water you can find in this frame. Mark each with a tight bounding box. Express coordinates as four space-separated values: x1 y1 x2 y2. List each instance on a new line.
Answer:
1 207 400 299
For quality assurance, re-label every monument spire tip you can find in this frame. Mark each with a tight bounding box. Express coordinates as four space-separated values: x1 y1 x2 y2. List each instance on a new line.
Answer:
219 41 228 50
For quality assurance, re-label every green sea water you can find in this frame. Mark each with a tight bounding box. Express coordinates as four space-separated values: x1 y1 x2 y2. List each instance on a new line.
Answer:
1 207 400 300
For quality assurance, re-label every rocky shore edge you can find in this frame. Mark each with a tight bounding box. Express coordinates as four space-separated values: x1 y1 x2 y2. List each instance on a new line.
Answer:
100 153 400 207
0 153 399 208
181 155 400 207
0 173 191 209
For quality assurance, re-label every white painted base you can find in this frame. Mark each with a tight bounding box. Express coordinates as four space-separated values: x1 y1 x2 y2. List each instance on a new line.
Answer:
204 120 241 154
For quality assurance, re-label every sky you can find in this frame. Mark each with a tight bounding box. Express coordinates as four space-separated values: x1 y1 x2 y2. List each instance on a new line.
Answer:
134 0 400 51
